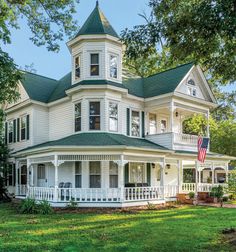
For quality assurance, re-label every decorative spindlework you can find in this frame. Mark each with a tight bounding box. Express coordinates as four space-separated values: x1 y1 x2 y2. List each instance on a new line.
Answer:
58 154 121 161
29 155 55 164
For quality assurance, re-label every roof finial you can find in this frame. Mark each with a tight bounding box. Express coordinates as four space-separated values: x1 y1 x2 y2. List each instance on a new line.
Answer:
96 0 99 7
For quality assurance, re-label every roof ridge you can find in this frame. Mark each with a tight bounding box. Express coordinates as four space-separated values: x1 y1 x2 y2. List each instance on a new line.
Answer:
145 62 194 79
21 70 57 82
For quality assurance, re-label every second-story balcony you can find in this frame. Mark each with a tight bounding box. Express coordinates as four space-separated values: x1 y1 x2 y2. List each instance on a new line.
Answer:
145 101 210 152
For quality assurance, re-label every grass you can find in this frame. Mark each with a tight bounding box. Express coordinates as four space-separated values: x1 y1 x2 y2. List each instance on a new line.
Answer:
0 203 236 252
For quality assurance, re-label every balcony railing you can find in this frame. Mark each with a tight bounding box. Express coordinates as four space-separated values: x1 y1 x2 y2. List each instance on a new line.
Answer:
174 133 199 145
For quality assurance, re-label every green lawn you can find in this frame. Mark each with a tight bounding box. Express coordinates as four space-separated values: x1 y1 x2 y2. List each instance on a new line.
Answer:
0 204 235 252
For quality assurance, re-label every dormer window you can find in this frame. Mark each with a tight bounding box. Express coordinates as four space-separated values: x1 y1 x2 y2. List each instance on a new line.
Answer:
90 53 99 76
186 78 197 97
75 55 81 80
110 55 118 79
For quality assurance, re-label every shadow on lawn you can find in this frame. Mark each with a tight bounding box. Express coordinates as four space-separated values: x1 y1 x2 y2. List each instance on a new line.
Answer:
0 204 236 252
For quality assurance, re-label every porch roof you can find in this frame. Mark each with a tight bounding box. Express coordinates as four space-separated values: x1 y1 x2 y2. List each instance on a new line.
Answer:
13 132 168 155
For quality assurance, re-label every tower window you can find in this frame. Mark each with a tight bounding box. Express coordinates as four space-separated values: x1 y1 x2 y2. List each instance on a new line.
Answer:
110 55 118 79
75 55 81 80
90 53 99 76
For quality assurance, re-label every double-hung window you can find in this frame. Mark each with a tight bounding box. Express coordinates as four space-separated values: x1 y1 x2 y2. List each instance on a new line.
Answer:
109 161 118 188
90 53 99 76
89 101 100 130
75 162 82 188
8 121 13 144
110 55 118 79
21 116 27 140
89 161 101 188
109 102 118 132
75 103 81 132
75 55 81 80
131 110 140 137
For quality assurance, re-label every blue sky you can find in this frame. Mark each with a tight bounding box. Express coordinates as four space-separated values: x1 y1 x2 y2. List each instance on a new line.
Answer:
3 0 150 80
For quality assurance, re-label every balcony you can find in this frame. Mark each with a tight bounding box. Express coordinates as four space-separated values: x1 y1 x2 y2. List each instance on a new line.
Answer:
146 132 202 151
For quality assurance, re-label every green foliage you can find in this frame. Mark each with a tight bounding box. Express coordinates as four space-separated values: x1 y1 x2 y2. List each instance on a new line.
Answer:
67 199 78 209
227 168 236 197
147 202 156 210
188 192 195 199
38 200 53 215
19 198 53 214
210 186 224 199
19 198 39 214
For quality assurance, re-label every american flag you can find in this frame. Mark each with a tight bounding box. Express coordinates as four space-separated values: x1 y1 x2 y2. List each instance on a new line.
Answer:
198 136 209 163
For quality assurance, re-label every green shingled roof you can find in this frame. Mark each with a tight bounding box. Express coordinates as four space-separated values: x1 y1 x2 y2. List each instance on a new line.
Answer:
20 63 194 103
75 2 119 38
15 132 168 154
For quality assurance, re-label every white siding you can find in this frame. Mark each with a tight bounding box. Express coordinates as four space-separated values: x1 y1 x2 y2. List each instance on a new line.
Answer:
146 133 173 149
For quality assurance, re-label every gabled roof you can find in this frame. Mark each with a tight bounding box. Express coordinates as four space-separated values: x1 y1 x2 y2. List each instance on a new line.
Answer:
20 72 58 103
75 2 119 39
14 132 168 155
19 63 197 103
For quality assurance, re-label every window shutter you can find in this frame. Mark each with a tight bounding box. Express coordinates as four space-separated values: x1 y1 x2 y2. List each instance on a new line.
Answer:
13 119 16 143
126 108 130 136
26 115 30 140
141 111 145 138
124 163 129 185
5 122 8 145
147 163 151 186
17 118 20 142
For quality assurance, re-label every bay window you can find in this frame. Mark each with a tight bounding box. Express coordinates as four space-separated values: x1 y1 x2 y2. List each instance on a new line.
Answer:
109 161 118 188
89 161 101 188
131 110 140 137
75 102 81 132
109 102 118 132
89 101 100 130
110 55 118 78
90 53 99 76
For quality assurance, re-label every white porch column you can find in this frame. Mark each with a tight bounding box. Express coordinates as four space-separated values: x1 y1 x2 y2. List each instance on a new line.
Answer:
54 155 59 202
30 165 34 186
118 155 126 202
226 162 229 183
26 159 31 196
161 159 166 199
212 163 215 185
177 160 182 193
15 160 19 195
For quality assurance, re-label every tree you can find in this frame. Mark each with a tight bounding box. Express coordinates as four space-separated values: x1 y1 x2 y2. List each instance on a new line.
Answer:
228 168 236 199
0 0 79 105
121 0 236 118
183 114 236 164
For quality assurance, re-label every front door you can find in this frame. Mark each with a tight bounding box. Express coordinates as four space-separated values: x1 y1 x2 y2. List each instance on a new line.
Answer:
37 164 47 187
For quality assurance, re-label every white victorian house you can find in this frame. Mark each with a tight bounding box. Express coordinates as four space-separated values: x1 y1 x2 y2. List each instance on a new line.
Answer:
4 3 235 207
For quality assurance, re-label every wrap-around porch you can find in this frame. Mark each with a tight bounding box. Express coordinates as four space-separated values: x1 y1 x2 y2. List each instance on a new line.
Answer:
14 153 229 207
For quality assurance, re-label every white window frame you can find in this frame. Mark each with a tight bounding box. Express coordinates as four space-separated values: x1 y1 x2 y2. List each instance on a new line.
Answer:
8 120 14 144
89 100 101 131
75 161 82 188
89 161 101 188
131 110 141 137
109 54 118 79
109 101 118 132
109 161 118 188
149 113 157 135
74 102 82 132
74 54 81 81
160 118 168 133
20 115 27 141
90 53 100 77
129 162 146 184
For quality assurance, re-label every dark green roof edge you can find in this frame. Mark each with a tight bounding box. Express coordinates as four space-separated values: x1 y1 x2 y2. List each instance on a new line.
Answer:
13 132 168 154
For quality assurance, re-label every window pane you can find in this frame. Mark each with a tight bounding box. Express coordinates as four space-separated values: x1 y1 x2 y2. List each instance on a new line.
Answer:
149 113 157 135
90 162 101 174
90 175 101 188
90 102 100 115
75 162 82 174
90 116 100 130
75 56 80 79
90 162 101 188
161 120 167 133
129 163 145 183
75 103 81 117
75 175 81 188
109 102 118 132
109 102 118 117
110 55 118 78
109 118 118 131
75 103 81 132
91 54 99 64
21 116 26 140
131 111 140 137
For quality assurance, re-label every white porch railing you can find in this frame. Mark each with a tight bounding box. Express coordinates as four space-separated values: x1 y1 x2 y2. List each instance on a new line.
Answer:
28 187 55 201
124 186 164 201
181 183 228 193
164 185 179 198
181 183 196 192
58 188 121 203
174 133 198 145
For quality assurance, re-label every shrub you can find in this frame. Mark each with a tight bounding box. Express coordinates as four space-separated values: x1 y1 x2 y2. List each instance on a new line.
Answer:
38 200 53 215
19 198 38 214
223 196 229 202
67 199 78 209
147 202 156 210
188 192 195 199
210 185 224 199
